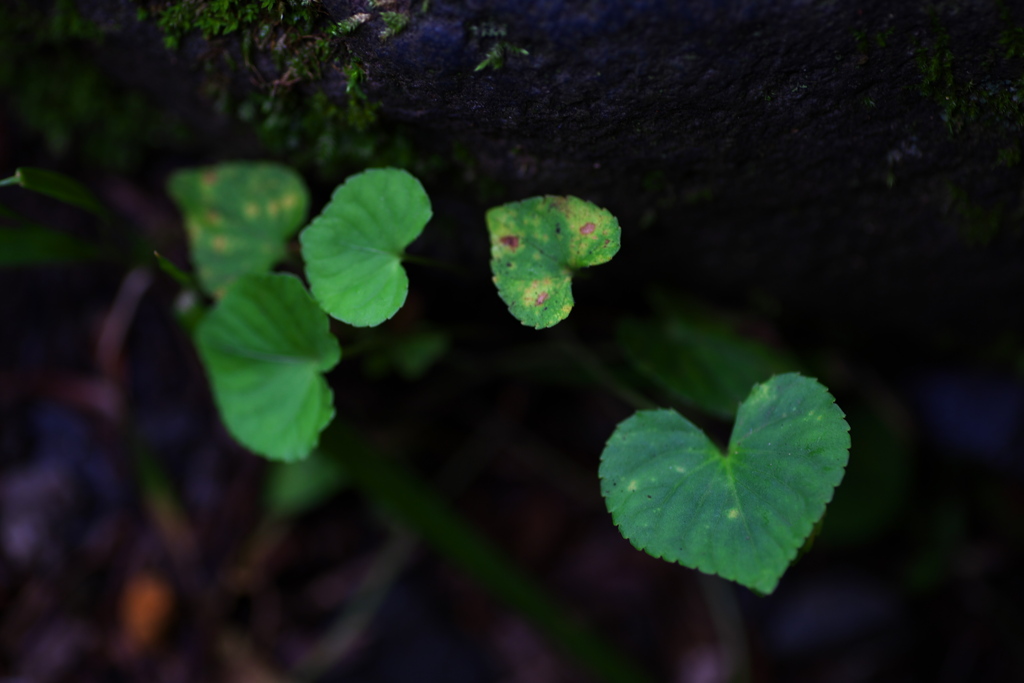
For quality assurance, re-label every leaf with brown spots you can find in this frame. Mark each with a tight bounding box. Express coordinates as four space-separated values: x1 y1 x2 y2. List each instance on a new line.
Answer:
486 195 620 329
168 162 309 296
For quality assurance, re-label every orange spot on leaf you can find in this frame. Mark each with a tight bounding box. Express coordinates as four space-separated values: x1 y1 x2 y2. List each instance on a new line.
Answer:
580 222 596 235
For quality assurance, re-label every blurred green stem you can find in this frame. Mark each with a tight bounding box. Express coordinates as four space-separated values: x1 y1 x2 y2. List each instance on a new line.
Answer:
321 422 657 683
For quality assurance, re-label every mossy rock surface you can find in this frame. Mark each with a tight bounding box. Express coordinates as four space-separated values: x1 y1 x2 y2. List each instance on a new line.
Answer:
17 0 1024 349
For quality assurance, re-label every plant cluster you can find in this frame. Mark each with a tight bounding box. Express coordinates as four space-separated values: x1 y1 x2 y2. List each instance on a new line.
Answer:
2 162 851 598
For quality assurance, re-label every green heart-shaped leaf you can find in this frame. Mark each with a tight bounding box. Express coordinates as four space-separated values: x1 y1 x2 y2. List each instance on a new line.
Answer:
194 273 341 462
599 373 850 594
168 162 309 296
487 196 620 329
301 168 432 327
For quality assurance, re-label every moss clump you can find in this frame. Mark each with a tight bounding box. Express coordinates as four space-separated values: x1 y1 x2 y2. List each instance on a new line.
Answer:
914 10 1024 138
238 89 401 178
135 0 416 175
998 0 1024 59
468 21 528 72
144 0 323 51
333 13 372 36
379 11 410 40
914 17 971 133
139 0 337 82
474 41 529 72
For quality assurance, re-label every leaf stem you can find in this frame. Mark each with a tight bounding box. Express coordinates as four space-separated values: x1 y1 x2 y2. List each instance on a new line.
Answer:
555 336 658 411
401 251 472 277
697 573 752 683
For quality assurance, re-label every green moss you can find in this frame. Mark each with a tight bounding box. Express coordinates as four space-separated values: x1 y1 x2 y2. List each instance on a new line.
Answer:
874 27 895 49
238 89 381 177
144 0 322 50
379 11 409 40
230 57 384 173
474 41 529 72
468 20 527 71
139 0 336 84
913 11 1024 136
998 0 1024 59
852 26 894 55
469 21 508 39
914 17 965 132
135 0 415 174
332 13 372 36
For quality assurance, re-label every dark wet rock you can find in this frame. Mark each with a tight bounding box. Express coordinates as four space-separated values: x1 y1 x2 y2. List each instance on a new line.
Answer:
43 0 1024 350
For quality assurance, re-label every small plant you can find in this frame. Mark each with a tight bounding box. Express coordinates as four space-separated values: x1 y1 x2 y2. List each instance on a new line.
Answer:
0 161 857 683
163 161 851 594
331 13 371 36
379 11 409 40
474 41 529 71
2 161 851 606
163 164 628 461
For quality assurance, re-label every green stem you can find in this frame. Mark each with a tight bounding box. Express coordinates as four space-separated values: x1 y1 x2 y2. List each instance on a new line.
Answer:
697 573 752 683
0 176 18 187
401 251 471 276
556 338 658 411
336 336 375 359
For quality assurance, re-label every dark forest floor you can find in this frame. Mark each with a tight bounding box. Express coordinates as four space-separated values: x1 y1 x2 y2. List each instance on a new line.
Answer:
2 108 1024 683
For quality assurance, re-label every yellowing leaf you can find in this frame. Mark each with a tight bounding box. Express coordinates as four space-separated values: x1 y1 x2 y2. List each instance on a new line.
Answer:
168 162 309 295
487 196 620 329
